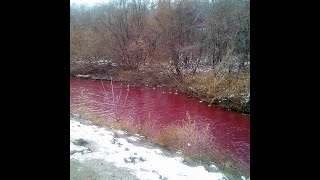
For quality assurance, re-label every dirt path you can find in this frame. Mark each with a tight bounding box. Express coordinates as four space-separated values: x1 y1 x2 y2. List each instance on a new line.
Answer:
70 159 139 180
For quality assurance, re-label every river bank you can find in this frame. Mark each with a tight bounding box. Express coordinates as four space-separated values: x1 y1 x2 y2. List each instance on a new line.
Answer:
70 70 250 115
70 114 249 180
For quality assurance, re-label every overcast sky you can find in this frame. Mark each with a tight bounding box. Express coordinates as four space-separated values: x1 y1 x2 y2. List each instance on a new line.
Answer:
70 0 110 6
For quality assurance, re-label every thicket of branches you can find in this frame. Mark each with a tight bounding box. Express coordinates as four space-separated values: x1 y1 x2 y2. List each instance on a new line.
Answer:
71 0 249 76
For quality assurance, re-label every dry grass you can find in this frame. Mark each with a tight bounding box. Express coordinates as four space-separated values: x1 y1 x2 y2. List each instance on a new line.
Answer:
138 116 159 138
181 72 249 99
111 119 141 134
72 105 142 135
154 112 216 160
179 49 250 106
112 67 174 87
179 71 249 113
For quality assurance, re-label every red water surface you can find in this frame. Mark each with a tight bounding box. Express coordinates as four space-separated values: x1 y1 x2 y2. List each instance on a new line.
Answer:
70 78 250 172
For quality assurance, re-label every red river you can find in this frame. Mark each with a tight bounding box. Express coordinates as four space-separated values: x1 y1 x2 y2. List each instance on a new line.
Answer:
70 78 250 173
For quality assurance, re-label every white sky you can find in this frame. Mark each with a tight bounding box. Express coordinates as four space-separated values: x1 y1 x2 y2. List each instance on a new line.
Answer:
70 0 110 6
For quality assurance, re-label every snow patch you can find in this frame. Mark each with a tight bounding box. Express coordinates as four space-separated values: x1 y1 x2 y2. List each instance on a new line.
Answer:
76 74 90 78
241 176 250 180
241 92 250 104
176 150 183 154
128 136 141 142
70 118 228 180
115 129 127 135
70 143 87 152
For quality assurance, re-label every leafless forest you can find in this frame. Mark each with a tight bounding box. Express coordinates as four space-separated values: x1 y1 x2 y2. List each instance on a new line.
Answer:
71 0 250 112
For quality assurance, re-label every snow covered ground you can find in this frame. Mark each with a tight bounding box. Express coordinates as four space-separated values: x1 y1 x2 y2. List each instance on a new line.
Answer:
70 117 230 180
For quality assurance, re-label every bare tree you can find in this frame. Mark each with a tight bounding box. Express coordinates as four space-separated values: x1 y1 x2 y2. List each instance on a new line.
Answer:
70 0 250 75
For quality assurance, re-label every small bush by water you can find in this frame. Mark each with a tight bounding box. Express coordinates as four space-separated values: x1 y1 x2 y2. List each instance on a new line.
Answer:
178 72 250 113
155 112 215 159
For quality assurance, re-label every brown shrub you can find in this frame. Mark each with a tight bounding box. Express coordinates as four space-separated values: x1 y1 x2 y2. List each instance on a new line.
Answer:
180 72 249 103
154 112 215 159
